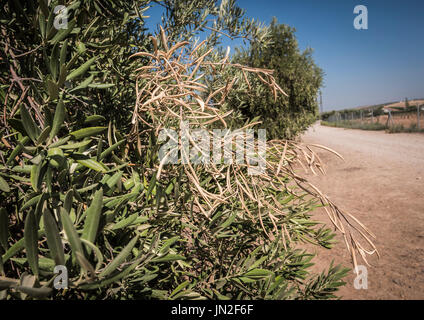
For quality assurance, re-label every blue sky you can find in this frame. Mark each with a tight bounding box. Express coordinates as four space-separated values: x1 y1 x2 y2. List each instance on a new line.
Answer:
145 0 424 111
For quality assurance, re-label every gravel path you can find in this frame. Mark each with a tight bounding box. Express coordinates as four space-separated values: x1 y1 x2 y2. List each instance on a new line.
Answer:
300 123 424 299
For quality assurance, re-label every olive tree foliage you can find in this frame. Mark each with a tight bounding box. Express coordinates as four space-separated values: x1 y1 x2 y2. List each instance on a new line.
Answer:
0 1 377 300
151 0 271 46
229 18 324 139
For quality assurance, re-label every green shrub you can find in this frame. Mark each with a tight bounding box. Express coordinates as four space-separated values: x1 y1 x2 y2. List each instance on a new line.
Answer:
387 124 405 133
229 18 324 139
321 120 387 131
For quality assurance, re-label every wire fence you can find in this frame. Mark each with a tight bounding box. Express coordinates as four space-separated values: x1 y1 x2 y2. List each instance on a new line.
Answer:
323 105 424 131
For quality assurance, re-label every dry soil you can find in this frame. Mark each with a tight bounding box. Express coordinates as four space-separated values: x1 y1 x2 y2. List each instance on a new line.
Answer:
300 123 424 299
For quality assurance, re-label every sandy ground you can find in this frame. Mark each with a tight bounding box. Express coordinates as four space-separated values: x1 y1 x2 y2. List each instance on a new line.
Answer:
300 123 424 300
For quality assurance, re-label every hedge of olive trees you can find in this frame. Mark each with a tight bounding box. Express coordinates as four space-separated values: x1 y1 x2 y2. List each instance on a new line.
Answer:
230 18 324 139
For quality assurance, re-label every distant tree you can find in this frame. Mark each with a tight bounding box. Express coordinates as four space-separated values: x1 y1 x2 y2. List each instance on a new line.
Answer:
230 17 324 139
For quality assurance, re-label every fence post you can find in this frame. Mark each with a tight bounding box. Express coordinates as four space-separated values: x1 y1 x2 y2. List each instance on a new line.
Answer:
418 105 421 130
385 110 392 127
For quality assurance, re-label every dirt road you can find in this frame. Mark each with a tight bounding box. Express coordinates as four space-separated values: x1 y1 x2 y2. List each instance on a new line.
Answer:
301 123 424 299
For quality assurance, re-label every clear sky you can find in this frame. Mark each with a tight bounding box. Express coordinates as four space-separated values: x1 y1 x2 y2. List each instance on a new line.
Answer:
145 0 424 111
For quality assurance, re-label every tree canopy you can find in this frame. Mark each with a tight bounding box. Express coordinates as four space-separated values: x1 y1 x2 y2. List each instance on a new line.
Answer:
231 18 324 139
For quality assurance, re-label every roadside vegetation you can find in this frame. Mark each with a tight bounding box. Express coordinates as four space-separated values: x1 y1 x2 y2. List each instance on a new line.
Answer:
321 121 387 131
230 18 324 139
321 120 424 133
